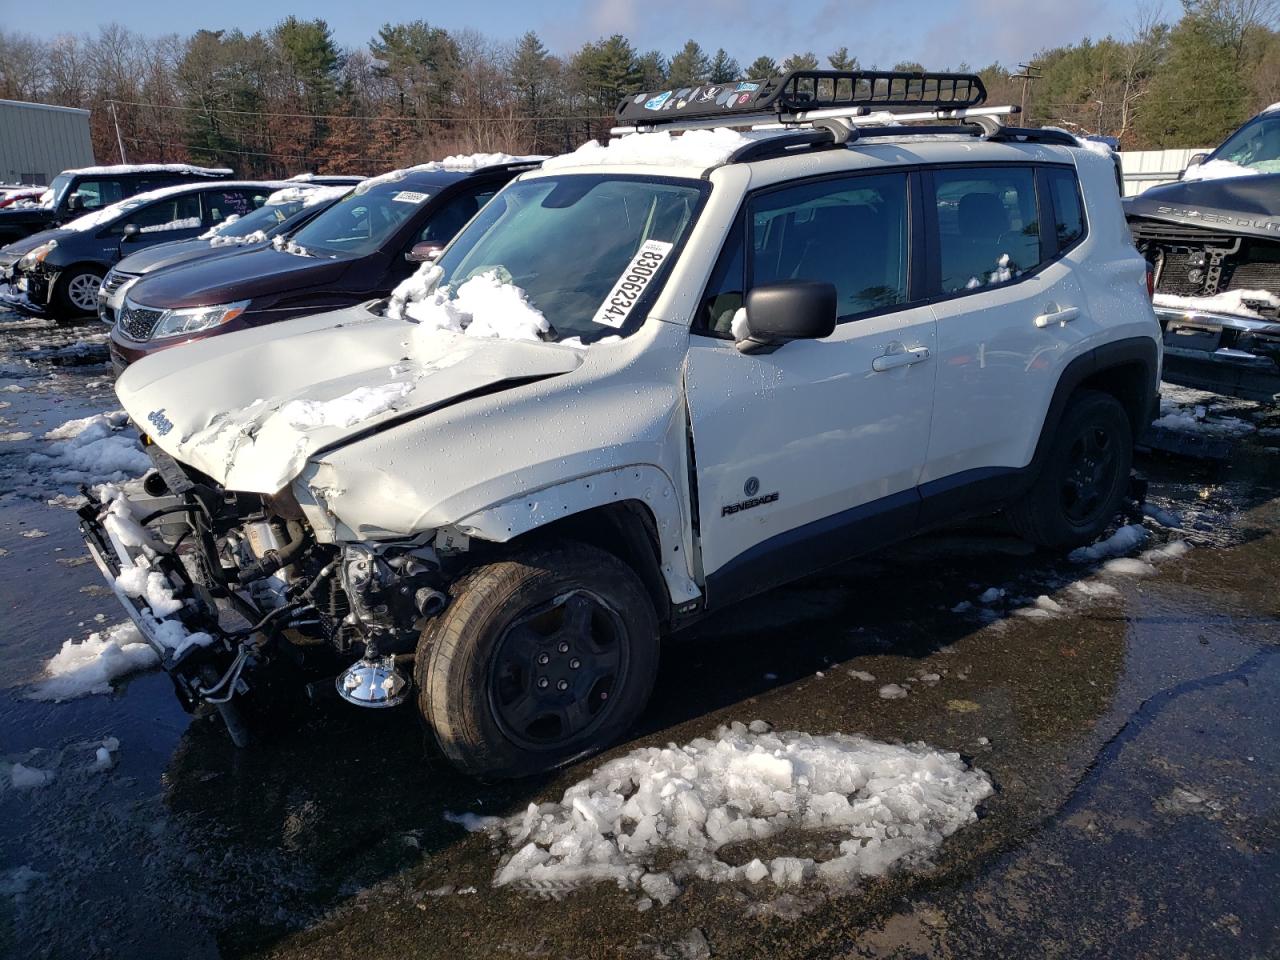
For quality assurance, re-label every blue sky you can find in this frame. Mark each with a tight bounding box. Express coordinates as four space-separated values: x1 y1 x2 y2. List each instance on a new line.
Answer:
17 0 1153 69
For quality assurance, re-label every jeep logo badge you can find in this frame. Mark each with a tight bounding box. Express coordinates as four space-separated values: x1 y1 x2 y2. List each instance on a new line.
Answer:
147 409 174 437
744 476 760 496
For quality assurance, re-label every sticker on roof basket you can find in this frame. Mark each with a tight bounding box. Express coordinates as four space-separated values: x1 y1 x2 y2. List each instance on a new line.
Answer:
392 190 430 204
591 239 673 328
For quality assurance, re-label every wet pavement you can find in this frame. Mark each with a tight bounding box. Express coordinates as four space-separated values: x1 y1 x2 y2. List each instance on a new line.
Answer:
0 306 1277 960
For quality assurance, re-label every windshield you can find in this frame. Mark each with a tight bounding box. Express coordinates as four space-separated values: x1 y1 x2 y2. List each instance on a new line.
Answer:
216 201 304 239
1214 114 1280 173
287 183 430 258
429 175 706 341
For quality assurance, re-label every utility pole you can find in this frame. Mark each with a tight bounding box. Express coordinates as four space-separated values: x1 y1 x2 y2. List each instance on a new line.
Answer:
1011 63 1042 122
108 101 128 164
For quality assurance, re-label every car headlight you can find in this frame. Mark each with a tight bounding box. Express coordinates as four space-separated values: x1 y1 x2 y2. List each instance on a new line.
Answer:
149 300 250 340
18 240 57 269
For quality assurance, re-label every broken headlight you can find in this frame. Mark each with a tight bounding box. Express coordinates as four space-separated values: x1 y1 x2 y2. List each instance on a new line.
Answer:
18 240 56 269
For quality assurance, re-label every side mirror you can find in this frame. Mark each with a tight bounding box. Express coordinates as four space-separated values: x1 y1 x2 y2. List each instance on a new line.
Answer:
1180 152 1209 179
66 193 85 213
737 281 837 354
121 223 140 241
405 241 444 263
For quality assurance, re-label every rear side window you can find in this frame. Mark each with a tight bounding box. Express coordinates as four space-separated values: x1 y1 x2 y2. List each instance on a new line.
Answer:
121 194 202 233
1045 167 1085 250
205 190 266 225
933 166 1040 294
72 178 124 210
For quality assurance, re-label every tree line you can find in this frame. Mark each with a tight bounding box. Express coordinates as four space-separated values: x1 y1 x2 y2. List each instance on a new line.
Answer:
0 0 1277 179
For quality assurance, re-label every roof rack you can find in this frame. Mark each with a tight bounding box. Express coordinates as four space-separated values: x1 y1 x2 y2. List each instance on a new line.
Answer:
610 69 1081 161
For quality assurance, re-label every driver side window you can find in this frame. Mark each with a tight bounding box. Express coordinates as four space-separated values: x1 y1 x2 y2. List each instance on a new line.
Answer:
416 187 498 246
71 178 124 211
697 172 910 338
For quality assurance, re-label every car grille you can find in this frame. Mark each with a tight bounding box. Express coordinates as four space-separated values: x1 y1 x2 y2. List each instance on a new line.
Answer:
118 303 164 340
101 270 137 297
1131 217 1280 310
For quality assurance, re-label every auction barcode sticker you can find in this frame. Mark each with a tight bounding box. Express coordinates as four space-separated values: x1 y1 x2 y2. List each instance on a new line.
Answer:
392 190 430 204
591 239 674 328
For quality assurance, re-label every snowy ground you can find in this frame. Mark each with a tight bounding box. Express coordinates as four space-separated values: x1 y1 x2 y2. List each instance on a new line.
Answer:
1 304 1278 958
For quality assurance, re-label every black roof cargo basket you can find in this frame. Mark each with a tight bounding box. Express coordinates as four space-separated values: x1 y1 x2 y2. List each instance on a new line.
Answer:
616 70 987 126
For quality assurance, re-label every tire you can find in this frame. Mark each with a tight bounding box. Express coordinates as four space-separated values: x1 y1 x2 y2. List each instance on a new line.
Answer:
416 541 659 779
1007 389 1133 549
53 266 104 320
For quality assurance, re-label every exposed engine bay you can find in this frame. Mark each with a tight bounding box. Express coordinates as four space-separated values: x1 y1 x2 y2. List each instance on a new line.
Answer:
79 444 456 741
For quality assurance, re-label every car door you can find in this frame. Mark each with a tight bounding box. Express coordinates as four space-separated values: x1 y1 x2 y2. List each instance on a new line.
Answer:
921 164 1095 503
685 170 938 603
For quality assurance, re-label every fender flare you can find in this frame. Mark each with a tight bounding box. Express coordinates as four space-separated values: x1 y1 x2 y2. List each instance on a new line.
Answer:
451 464 701 606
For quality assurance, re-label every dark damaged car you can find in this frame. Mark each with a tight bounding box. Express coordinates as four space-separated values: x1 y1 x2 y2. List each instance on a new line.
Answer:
1125 106 1280 401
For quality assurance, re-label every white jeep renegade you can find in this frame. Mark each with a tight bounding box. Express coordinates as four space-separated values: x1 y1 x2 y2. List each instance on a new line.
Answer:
81 71 1161 778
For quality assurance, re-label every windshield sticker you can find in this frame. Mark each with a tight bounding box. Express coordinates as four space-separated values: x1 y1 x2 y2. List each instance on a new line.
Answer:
591 239 674 329
392 190 430 204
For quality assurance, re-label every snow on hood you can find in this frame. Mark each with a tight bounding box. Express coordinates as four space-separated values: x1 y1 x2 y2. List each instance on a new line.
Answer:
115 311 583 493
1182 159 1260 182
543 128 773 171
387 265 550 342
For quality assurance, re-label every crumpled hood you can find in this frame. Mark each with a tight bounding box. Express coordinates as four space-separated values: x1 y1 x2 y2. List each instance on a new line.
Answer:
1124 173 1280 240
127 247 349 309
114 309 583 494
0 227 73 260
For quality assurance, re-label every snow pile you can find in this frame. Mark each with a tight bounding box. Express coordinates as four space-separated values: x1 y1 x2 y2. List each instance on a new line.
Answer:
389 266 550 343
10 763 54 789
1151 394 1257 438
27 412 150 487
280 382 414 429
543 129 772 171
1154 288 1280 321
27 622 158 701
462 723 992 905
60 162 231 178
1068 524 1148 563
138 216 201 234
209 228 266 247
1182 159 1259 182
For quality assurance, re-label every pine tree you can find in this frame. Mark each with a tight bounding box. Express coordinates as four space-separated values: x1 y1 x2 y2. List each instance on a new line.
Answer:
638 50 667 88
709 48 740 83
827 46 858 71
668 40 711 85
782 52 820 72
746 55 779 78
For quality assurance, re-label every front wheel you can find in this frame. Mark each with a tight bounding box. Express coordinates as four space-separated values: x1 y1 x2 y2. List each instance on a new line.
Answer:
416 541 660 779
1007 389 1134 549
53 266 104 320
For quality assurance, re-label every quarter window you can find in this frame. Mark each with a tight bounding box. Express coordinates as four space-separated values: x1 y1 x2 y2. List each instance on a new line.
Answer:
1045 167 1085 250
933 166 1040 294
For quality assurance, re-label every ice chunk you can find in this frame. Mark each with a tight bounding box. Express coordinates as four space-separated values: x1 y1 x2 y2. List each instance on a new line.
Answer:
479 725 992 902
10 763 53 789
1070 580 1121 599
1069 524 1148 563
444 810 505 833
27 622 159 701
878 684 908 700
977 587 1005 604
1102 557 1156 577
848 670 875 682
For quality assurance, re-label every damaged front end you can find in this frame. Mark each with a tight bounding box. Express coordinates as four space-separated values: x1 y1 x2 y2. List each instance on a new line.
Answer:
79 443 453 740
1126 176 1280 402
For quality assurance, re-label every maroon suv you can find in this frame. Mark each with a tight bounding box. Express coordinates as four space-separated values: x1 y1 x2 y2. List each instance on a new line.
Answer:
109 162 532 373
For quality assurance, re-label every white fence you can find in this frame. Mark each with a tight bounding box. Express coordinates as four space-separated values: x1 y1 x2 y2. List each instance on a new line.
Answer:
1117 148 1209 197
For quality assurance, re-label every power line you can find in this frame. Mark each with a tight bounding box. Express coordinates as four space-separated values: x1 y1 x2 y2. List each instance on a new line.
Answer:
105 97 613 124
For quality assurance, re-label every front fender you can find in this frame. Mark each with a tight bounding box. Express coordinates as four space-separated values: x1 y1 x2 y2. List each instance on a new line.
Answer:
451 465 701 606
